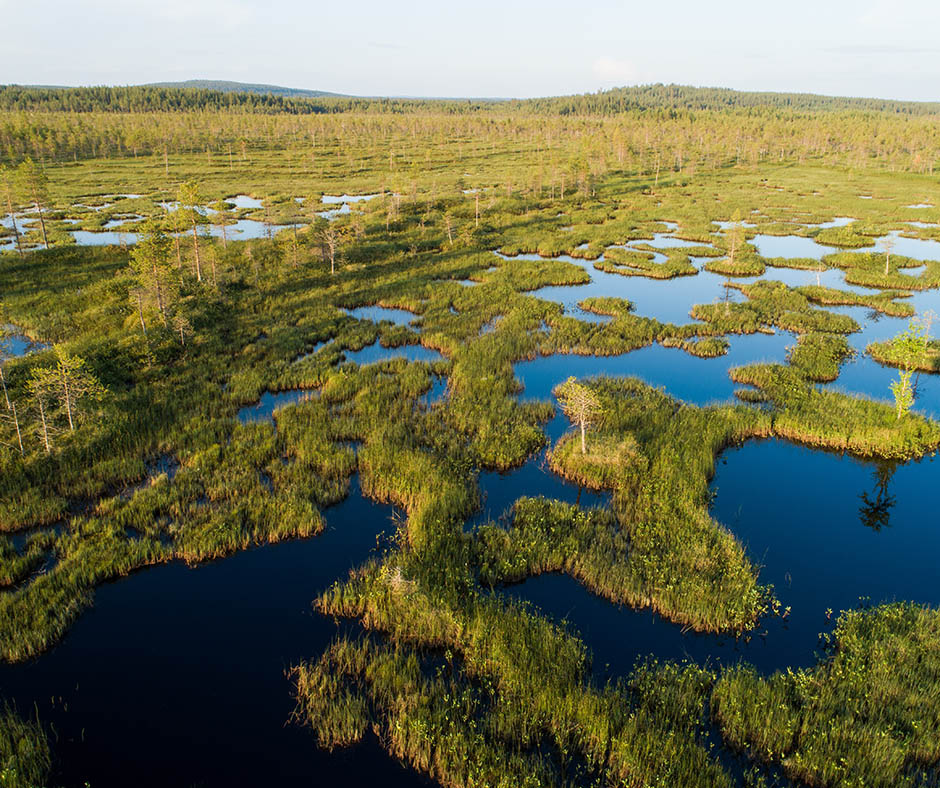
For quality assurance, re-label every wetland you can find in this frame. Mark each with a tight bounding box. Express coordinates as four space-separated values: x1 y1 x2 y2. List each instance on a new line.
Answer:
1 90 940 788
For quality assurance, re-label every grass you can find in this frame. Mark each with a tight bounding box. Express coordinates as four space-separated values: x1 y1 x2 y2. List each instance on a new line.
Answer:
824 251 940 291
786 332 854 382
1 117 940 787
797 284 915 318
729 362 940 459
868 338 940 373
0 704 50 788
712 602 940 788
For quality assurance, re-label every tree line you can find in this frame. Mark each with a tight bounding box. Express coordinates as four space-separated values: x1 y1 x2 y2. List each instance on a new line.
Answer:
4 83 940 117
1 106 938 177
0 85 491 115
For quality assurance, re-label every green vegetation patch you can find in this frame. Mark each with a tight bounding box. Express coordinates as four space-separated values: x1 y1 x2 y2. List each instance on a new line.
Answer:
730 362 940 459
869 338 940 373
712 602 940 788
0 704 50 788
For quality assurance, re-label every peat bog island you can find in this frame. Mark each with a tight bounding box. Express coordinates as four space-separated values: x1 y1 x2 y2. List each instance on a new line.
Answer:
1 6 940 787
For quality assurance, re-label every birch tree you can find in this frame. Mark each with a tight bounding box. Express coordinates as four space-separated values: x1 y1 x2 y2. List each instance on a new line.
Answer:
0 317 24 454
888 317 930 419
28 371 57 454
315 219 345 275
724 211 746 268
556 377 603 454
879 235 895 276
0 321 11 411
24 345 104 451
46 346 105 432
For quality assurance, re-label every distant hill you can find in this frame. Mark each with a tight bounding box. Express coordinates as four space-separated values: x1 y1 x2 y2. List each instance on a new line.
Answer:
142 80 345 98
0 81 937 117
513 83 940 116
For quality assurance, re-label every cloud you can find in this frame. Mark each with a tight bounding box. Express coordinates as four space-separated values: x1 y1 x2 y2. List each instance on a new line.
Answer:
592 56 639 86
858 1 940 31
826 44 940 55
82 0 257 27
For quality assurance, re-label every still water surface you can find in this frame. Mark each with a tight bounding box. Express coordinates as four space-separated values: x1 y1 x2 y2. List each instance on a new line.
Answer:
3 224 940 785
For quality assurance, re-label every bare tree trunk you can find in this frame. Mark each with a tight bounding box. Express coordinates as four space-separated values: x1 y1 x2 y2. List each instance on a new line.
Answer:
0 365 8 410
137 291 147 335
5 197 22 256
580 421 586 454
191 221 202 282
152 264 168 327
220 221 227 249
34 200 48 249
11 401 23 455
62 374 74 432
37 397 50 453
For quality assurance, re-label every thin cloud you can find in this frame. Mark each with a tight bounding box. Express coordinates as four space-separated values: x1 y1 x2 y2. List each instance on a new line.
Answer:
826 44 940 55
858 1 940 31
592 56 638 85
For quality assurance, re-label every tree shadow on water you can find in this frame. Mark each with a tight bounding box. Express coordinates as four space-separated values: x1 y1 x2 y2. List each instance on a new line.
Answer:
858 460 897 532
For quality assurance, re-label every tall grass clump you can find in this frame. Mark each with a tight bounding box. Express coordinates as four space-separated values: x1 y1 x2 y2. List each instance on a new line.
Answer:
712 602 940 788
0 704 51 788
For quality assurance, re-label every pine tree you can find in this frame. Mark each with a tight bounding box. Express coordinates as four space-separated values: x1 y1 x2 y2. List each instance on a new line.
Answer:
177 181 204 282
130 220 177 329
0 165 23 256
15 158 50 250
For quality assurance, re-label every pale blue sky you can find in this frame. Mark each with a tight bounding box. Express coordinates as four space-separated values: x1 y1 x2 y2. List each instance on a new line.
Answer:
3 0 939 101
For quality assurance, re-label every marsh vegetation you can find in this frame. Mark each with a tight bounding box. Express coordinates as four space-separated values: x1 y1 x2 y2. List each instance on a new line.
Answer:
0 85 939 787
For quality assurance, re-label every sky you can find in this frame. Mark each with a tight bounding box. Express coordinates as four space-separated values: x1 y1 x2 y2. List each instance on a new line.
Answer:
2 0 940 101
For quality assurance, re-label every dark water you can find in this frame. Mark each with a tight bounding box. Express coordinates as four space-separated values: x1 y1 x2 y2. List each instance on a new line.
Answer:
237 388 318 424
4 226 940 784
0 477 432 788
466 414 612 530
514 332 793 407
343 341 443 366
505 442 939 681
237 343 444 424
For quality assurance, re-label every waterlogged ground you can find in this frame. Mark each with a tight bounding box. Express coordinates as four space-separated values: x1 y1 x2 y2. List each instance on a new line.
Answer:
0 193 380 252
0 477 434 788
4 213 940 786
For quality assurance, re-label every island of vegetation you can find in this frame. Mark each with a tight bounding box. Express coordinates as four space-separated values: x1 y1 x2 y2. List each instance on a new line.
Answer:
0 81 939 788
